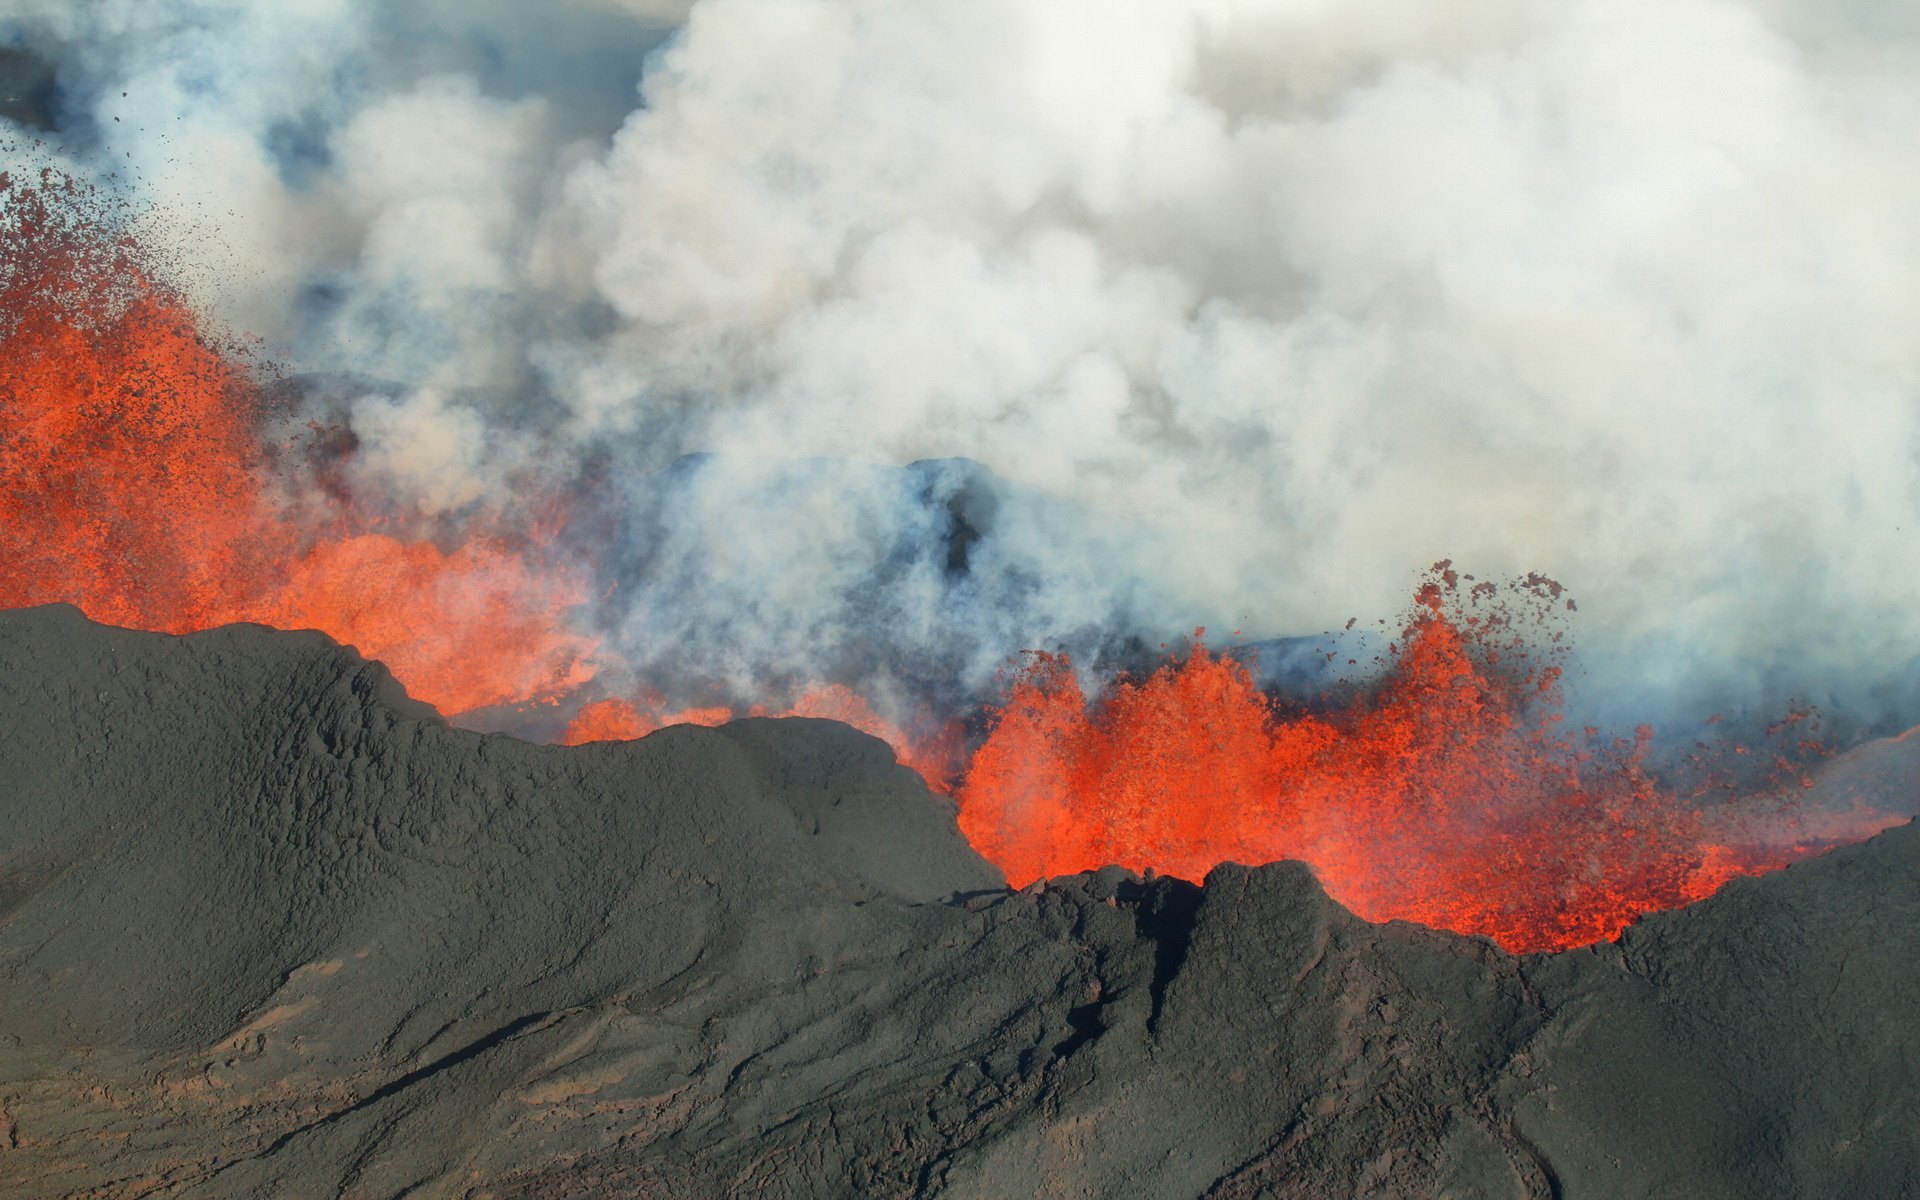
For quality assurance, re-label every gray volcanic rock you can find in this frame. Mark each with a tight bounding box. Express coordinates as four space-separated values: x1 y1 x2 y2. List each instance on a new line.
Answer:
0 605 1915 1198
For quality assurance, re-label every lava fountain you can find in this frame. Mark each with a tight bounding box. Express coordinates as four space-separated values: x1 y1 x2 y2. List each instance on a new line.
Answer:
0 166 597 715
956 568 1904 952
0 165 1902 954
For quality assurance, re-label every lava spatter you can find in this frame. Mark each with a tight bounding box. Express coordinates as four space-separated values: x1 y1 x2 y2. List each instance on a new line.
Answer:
954 568 1865 953
562 684 963 793
2 166 1896 954
0 167 598 715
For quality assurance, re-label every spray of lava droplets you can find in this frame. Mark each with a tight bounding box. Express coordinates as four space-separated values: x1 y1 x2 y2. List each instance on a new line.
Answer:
0 166 597 716
1 166 1899 953
956 570 1880 951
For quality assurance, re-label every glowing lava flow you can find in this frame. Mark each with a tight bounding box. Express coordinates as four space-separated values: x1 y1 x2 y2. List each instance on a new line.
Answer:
563 687 964 792
0 167 596 715
2 166 1897 955
956 571 1867 953
0 170 286 631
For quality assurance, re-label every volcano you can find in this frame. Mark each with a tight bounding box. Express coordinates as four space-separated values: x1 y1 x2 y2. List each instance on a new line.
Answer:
9 2 1920 1194
12 164 1899 961
1 605 1917 1197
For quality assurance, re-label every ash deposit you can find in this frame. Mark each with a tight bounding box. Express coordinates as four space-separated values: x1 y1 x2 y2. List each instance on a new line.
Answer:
2 605 1915 1199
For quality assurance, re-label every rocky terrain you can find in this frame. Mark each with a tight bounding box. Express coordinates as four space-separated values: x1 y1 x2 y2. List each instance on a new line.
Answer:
0 604 1914 1198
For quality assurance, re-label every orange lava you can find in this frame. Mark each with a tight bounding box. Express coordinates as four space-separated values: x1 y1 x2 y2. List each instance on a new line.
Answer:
956 568 1838 953
564 697 734 742
0 169 287 630
4 167 1894 955
786 685 966 791
0 167 596 715
561 685 963 792
257 535 598 714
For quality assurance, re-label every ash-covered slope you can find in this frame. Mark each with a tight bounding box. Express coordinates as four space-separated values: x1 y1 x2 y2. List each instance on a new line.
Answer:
0 607 1914 1199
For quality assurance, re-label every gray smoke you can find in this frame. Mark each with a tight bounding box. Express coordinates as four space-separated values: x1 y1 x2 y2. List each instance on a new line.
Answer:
4 0 1918 734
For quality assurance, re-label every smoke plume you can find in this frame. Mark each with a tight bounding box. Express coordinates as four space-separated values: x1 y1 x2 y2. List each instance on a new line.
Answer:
5 0 1918 735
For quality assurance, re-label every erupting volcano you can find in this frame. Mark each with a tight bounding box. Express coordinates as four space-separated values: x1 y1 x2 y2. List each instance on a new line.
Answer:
957 572 1900 952
6 3 1920 1194
1 166 1901 956
0 166 597 715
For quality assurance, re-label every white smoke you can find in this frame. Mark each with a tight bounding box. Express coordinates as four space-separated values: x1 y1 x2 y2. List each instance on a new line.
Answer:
5 0 1918 731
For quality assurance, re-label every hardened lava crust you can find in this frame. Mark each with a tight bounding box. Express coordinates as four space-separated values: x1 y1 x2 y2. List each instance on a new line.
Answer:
0 605 1914 1199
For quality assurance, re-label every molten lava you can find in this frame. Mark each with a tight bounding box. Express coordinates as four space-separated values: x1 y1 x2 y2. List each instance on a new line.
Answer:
0 169 286 631
257 535 597 715
2 166 1897 956
0 167 596 715
564 697 735 742
562 685 963 792
956 570 1868 953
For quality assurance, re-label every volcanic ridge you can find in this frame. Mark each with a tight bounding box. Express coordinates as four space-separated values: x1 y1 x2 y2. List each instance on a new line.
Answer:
1 605 1916 1199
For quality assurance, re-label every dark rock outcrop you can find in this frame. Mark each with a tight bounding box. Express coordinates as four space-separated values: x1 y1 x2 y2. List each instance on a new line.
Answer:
0 605 1914 1198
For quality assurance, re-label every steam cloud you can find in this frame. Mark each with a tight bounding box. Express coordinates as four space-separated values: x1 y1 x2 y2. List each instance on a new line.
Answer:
5 0 1919 733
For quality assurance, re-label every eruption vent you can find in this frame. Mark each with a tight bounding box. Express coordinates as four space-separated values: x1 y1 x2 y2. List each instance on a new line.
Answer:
0 168 597 716
959 568 1897 952
0 168 1907 953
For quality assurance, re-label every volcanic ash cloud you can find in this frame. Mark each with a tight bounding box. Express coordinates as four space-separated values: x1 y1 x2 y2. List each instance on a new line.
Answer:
6 0 1920 728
